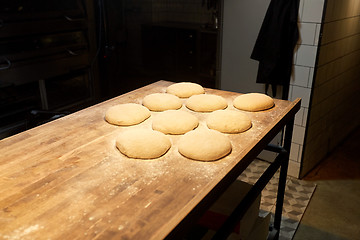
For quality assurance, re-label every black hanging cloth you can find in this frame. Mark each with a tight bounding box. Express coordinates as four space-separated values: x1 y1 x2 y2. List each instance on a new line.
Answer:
251 0 300 98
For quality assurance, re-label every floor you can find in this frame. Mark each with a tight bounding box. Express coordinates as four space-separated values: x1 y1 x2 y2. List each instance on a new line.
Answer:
187 158 316 240
237 160 316 240
293 127 360 240
186 127 360 240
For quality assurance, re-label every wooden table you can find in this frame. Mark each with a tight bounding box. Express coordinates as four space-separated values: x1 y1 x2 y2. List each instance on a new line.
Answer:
0 81 301 240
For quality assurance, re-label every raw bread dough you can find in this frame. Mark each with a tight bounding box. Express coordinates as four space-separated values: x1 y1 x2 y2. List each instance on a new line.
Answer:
186 94 228 112
206 110 252 133
178 128 232 161
152 110 199 135
105 103 150 126
142 93 182 111
233 93 274 112
166 82 205 98
116 129 171 159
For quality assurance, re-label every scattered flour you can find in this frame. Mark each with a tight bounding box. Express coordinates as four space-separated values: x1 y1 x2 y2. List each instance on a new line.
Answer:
1 225 42 240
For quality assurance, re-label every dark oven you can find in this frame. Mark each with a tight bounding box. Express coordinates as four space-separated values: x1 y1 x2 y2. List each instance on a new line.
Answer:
0 0 87 38
0 0 96 139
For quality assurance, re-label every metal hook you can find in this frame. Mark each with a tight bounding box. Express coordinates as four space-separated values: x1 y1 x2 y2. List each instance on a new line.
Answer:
0 57 11 70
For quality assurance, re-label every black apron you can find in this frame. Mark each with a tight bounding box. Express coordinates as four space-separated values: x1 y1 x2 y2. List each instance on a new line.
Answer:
251 0 300 98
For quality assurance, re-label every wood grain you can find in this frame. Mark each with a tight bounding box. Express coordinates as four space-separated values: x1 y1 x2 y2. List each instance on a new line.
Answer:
0 81 301 240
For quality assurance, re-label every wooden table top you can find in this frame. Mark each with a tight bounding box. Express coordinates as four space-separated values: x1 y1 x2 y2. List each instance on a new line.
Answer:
0 81 301 240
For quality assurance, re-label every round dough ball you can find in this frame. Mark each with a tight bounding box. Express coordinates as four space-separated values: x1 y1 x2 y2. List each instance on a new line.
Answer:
207 110 252 133
166 82 205 98
233 93 274 112
105 103 151 126
116 129 171 159
142 93 182 111
178 128 232 161
186 94 228 112
152 110 199 135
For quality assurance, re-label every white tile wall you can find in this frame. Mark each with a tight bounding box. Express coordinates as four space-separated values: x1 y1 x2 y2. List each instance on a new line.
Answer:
289 0 325 178
291 86 311 107
302 107 309 126
298 145 303 162
290 143 300 161
314 24 321 45
296 45 318 67
299 22 317 45
288 161 300 178
293 49 298 65
292 125 306 145
308 67 314 87
288 85 293 100
293 106 309 128
291 65 310 87
294 107 305 126
298 0 305 20
301 0 325 23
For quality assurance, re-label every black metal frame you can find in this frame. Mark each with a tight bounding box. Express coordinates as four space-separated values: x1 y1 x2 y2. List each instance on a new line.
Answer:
212 119 294 240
